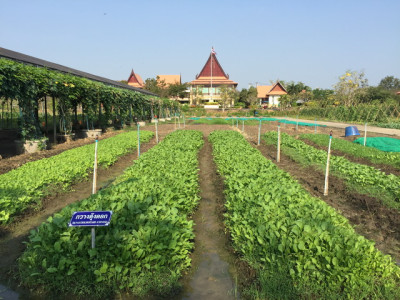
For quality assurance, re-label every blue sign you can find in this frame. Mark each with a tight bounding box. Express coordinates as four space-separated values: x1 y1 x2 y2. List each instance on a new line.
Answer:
69 211 112 227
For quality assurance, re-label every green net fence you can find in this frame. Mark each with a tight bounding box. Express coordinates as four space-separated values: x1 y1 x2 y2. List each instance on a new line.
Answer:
353 137 400 152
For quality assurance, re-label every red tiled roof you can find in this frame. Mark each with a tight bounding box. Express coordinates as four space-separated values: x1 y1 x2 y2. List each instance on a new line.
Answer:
127 69 144 88
190 52 237 86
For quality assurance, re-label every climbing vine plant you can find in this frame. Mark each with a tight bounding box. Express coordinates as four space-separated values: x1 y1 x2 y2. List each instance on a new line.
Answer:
0 58 179 140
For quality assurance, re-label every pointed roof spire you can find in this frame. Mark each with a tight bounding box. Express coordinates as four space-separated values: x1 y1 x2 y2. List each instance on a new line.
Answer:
190 49 237 87
127 69 144 88
196 51 228 79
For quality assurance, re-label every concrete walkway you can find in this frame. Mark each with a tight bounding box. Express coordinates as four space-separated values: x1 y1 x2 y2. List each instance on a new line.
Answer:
275 117 400 137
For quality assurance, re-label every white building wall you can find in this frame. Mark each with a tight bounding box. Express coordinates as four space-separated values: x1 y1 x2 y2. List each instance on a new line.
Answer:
269 95 281 107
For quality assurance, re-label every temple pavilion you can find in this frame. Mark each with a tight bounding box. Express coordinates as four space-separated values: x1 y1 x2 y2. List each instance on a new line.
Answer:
189 50 237 106
127 69 144 89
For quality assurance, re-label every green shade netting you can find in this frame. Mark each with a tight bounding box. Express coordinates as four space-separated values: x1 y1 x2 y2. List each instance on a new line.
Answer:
353 137 400 152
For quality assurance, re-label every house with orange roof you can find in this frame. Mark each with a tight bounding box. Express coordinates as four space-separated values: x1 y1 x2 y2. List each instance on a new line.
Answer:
127 69 144 89
189 50 237 106
157 74 181 86
257 82 287 108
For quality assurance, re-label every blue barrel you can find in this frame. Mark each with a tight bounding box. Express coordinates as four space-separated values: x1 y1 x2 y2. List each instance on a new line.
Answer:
345 126 360 137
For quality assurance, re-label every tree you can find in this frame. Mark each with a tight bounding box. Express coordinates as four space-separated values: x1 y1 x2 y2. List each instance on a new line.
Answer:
218 85 238 111
379 76 400 91
281 81 311 95
191 85 203 106
168 82 188 99
144 78 160 95
333 70 368 106
247 86 258 107
278 94 295 110
143 76 169 98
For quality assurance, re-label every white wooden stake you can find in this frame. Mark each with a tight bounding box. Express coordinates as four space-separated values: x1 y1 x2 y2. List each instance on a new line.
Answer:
324 132 333 196
183 115 185 128
296 115 299 131
257 120 261 146
242 120 244 132
155 120 159 144
277 125 281 163
92 136 98 194
178 115 181 129
364 122 367 146
174 114 177 130
137 123 140 158
314 118 317 134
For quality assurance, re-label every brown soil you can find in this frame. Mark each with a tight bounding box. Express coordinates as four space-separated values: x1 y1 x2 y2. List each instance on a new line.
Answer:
243 124 400 263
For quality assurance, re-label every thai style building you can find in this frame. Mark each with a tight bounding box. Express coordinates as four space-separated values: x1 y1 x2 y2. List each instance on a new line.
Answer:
189 51 237 106
127 69 144 89
257 82 288 108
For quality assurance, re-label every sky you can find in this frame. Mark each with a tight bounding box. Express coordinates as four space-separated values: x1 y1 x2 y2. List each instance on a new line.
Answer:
1 0 399 90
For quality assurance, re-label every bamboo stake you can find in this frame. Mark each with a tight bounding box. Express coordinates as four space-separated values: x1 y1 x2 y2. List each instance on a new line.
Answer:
277 125 281 163
323 131 333 196
364 122 367 146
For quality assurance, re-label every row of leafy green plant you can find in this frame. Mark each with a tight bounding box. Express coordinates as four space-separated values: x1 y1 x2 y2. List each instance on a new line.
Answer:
18 130 203 298
0 130 154 224
209 130 400 299
0 58 179 139
300 133 400 169
264 131 400 211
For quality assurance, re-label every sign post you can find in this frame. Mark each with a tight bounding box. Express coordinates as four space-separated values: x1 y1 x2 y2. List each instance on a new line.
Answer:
69 211 112 249
92 136 98 194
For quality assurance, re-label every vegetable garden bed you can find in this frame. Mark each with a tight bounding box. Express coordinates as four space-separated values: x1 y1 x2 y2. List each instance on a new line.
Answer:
210 130 400 299
264 131 400 211
0 130 153 224
18 130 203 298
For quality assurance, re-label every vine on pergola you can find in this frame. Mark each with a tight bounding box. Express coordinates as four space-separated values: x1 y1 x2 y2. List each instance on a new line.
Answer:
0 58 179 140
